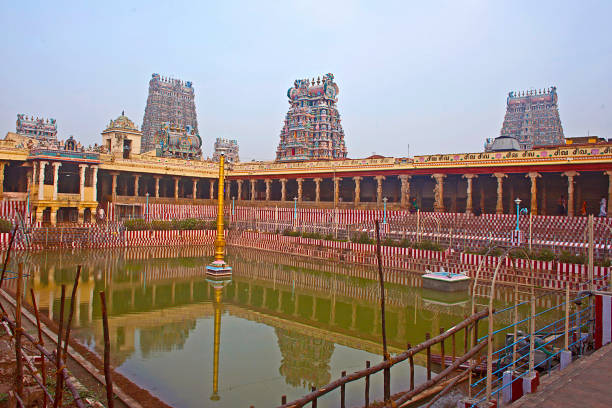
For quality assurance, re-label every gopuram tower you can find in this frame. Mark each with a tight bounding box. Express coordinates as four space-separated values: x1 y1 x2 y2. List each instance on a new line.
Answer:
141 73 198 153
276 73 347 162
490 87 564 151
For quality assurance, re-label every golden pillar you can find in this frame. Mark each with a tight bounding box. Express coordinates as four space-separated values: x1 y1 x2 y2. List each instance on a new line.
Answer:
207 155 232 274
214 156 226 262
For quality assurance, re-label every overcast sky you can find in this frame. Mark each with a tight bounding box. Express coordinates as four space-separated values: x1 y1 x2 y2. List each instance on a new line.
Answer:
1 1 611 161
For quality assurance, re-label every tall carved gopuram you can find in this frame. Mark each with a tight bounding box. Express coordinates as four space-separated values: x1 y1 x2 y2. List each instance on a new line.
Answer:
276 73 347 162
141 73 199 153
488 87 564 151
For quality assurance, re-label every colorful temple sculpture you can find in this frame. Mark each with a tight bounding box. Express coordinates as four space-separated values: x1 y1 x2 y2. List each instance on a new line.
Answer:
213 138 239 163
276 73 347 162
16 114 57 141
155 122 202 159
487 87 564 151
101 111 142 158
141 73 199 153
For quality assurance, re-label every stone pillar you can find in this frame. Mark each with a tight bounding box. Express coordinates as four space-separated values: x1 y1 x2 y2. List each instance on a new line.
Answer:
314 178 322 203
432 173 446 212
493 173 507 214
0 161 5 200
541 179 547 215
297 178 304 202
399 175 411 209
35 207 44 224
280 178 287 202
265 179 271 201
225 181 230 201
250 179 256 201
353 176 362 205
173 177 179 200
50 207 58 226
463 174 477 214
563 171 579 217
52 162 61 201
91 165 98 202
110 172 118 201
78 207 85 224
237 180 243 201
133 174 140 197
333 177 342 205
526 172 541 215
38 161 47 200
479 182 485 214
605 171 612 217
78 164 88 201
375 175 385 204
154 176 160 198
209 180 215 200
192 179 198 200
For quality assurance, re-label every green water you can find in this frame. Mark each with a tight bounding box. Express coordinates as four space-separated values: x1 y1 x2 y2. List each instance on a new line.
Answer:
8 247 563 408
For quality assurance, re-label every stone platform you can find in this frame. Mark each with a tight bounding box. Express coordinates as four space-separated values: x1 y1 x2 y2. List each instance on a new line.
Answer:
511 344 612 407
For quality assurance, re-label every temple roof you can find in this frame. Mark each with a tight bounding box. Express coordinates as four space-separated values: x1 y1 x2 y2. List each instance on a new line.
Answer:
105 111 138 131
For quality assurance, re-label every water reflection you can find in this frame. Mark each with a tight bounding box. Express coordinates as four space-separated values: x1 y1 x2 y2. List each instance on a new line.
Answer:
7 247 564 407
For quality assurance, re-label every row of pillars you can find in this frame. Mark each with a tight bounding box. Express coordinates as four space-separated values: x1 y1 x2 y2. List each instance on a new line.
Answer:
235 175 399 205
35 161 99 202
105 169 612 216
109 173 217 201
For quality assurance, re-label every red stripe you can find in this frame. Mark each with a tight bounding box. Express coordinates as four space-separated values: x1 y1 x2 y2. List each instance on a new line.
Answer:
595 294 603 349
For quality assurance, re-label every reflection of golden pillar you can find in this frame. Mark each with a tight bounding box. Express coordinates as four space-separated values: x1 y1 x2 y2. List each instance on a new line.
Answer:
211 287 223 401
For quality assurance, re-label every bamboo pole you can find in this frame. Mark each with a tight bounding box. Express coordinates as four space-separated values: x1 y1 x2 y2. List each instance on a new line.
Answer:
424 357 483 408
62 266 81 363
52 285 66 408
365 361 370 407
340 370 346 408
30 288 48 408
426 332 431 380
564 284 570 350
14 264 23 399
512 282 519 371
100 291 114 408
0 316 85 408
392 341 486 406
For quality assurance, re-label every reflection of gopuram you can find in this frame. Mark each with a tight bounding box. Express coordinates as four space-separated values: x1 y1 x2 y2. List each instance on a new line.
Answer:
276 328 333 388
139 319 196 358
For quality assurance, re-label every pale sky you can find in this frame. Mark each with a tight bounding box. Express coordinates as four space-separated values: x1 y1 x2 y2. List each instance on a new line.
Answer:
1 0 611 161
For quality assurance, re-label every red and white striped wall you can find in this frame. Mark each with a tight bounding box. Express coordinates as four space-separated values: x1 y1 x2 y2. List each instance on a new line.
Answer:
595 294 612 349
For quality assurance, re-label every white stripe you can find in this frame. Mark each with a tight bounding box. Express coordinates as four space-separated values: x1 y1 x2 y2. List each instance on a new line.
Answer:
603 295 612 346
